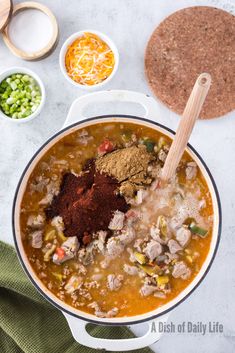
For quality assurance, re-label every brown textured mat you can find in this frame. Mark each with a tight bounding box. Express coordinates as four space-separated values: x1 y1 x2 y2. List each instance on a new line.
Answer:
145 6 235 119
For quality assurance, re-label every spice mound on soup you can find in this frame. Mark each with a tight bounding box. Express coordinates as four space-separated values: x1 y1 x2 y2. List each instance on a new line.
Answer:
21 122 213 318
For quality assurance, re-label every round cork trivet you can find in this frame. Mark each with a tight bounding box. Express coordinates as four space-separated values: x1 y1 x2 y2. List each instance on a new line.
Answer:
145 6 235 119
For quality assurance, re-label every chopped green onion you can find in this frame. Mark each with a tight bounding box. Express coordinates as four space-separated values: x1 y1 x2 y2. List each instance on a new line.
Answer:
189 222 208 237
0 73 42 119
143 139 155 152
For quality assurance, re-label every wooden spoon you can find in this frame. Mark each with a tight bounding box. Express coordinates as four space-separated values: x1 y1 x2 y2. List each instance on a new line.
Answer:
161 73 211 182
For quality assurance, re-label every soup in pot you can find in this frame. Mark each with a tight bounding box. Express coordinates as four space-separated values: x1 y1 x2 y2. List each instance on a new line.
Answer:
20 122 213 318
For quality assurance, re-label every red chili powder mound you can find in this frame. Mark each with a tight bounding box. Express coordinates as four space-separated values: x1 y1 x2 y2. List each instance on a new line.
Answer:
46 163 129 243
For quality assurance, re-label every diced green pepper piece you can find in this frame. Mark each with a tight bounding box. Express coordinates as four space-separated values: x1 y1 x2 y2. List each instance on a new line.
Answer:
156 275 169 286
134 252 147 265
157 215 168 239
43 245 56 262
51 272 64 282
44 230 56 241
138 264 160 276
189 223 208 237
186 255 193 264
143 139 155 152
57 231 67 242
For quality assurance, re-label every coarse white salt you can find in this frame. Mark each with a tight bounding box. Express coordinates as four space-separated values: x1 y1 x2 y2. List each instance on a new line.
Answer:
8 9 53 53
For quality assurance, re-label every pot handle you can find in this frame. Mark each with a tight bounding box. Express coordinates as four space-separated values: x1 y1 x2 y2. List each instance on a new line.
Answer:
63 90 160 128
63 311 169 351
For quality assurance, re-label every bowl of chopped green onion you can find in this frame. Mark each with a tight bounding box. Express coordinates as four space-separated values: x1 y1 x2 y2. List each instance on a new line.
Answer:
0 67 45 123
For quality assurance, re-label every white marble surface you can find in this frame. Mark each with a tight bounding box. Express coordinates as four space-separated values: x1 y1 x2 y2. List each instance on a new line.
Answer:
0 0 235 352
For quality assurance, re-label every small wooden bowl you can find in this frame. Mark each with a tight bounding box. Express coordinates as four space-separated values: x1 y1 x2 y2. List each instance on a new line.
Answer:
0 0 13 31
2 1 59 61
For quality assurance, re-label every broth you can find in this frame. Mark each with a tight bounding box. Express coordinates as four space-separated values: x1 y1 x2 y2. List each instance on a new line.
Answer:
20 122 213 317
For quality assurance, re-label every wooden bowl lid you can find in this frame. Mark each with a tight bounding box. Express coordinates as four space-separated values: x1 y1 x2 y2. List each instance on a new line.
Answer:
2 1 59 61
0 0 12 32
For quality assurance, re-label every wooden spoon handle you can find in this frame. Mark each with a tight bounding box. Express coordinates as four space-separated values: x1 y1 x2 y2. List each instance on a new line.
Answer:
161 73 211 182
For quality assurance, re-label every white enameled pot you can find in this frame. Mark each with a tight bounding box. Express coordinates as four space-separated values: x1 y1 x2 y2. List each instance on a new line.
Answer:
13 90 221 351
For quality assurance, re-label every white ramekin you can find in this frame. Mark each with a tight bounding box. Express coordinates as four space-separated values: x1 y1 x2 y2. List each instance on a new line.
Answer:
0 67 46 124
59 30 119 90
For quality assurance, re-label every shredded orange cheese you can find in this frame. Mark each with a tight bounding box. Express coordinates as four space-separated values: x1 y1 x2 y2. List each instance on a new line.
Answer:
65 32 115 86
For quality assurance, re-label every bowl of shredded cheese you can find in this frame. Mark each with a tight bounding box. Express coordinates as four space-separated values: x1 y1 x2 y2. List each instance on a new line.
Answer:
59 30 119 89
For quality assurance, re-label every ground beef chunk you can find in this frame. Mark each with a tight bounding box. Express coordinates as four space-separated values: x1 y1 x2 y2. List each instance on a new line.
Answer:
140 284 157 297
172 261 191 280
176 227 191 247
123 264 139 276
107 274 123 291
31 230 43 248
51 216 64 233
64 275 83 294
27 214 45 229
46 162 129 243
105 227 135 259
185 162 197 180
168 239 182 254
108 210 125 230
52 236 79 265
144 240 162 261
88 302 119 318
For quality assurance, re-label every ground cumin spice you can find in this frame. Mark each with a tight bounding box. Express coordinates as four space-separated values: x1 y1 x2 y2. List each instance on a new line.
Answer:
46 163 129 243
95 145 152 197
96 145 150 181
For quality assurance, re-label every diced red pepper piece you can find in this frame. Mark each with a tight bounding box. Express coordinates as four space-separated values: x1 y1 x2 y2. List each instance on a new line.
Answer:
56 247 65 259
97 139 114 154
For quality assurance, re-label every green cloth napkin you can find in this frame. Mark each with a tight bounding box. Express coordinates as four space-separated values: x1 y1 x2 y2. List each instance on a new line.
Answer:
0 241 154 353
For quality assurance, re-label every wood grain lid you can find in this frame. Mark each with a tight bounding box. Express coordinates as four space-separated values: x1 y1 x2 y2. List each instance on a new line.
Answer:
0 0 12 32
145 6 235 119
